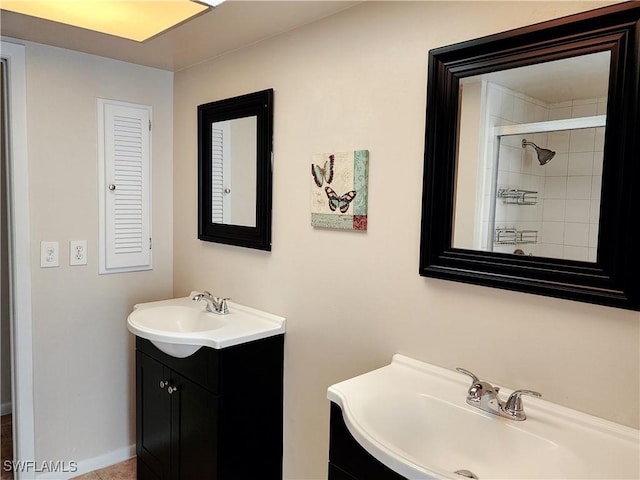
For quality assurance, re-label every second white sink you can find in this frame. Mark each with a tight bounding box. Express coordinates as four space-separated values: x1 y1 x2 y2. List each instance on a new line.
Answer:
328 355 639 479
127 292 285 357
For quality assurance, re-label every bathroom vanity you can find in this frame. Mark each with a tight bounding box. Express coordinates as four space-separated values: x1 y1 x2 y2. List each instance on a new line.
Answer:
136 336 284 480
128 294 286 480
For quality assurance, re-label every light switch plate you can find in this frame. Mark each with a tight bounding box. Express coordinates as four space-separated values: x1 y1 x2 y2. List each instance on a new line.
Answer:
40 241 59 268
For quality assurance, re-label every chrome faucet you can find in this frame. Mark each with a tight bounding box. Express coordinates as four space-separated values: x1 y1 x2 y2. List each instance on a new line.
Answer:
456 368 541 421
192 291 230 315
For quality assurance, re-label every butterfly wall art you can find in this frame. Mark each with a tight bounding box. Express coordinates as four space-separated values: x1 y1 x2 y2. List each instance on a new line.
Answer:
310 150 369 230
312 154 334 187
325 187 356 213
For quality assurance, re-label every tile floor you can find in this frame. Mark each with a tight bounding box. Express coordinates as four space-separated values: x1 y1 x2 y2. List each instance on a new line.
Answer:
71 458 136 480
1 415 135 480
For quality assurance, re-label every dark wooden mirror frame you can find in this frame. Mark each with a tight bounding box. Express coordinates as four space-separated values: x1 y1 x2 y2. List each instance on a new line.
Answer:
419 4 640 310
198 89 273 251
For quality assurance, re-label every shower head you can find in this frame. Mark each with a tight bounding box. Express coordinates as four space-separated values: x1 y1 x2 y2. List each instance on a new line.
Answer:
522 139 556 166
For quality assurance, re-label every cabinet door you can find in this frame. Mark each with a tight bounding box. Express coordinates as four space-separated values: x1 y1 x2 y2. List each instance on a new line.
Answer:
171 372 220 479
329 403 407 480
137 351 172 480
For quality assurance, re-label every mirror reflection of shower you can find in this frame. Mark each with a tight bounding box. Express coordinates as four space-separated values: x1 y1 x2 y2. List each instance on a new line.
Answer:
522 138 556 165
491 120 605 262
452 50 611 262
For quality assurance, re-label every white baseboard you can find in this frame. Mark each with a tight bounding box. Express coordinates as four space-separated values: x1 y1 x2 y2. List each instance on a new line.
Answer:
35 444 135 480
0 402 11 416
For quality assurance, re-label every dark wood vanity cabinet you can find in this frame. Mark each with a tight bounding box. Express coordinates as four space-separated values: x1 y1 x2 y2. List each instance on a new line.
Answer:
136 335 284 480
328 403 407 480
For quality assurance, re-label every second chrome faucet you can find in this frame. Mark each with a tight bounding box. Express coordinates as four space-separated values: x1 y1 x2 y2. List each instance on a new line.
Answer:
456 368 541 421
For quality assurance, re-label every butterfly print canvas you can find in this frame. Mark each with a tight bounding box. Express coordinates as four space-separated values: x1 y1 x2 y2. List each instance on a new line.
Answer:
310 150 368 231
311 154 334 187
325 187 356 213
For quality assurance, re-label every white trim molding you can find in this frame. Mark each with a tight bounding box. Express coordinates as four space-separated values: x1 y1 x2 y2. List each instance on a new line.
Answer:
1 39 36 480
36 445 135 480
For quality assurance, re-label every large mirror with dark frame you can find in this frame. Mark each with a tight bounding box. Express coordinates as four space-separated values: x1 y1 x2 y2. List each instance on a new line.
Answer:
198 89 273 250
420 3 640 310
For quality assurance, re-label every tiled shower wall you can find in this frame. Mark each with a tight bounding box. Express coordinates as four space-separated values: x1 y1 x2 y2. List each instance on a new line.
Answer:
543 99 605 262
486 83 605 261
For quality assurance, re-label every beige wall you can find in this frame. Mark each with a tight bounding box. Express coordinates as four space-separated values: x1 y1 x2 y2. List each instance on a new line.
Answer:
24 42 173 465
174 2 638 479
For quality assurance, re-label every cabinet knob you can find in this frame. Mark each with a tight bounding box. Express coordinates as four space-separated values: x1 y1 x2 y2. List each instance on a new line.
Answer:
167 385 179 395
159 380 168 389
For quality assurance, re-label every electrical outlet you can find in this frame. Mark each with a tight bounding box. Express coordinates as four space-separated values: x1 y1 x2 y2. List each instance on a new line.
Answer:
40 241 59 268
70 240 87 266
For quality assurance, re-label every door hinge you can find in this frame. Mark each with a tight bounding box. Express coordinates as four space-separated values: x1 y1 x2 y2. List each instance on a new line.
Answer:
149 237 152 250
149 119 152 131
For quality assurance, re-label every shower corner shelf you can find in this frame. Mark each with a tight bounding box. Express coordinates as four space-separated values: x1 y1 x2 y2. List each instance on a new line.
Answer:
495 227 538 245
497 188 538 205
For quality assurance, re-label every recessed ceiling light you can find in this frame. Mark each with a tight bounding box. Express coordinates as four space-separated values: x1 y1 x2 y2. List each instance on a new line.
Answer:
0 0 224 42
192 0 226 6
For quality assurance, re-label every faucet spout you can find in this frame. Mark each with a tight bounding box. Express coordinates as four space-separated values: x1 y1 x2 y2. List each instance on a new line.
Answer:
192 291 230 315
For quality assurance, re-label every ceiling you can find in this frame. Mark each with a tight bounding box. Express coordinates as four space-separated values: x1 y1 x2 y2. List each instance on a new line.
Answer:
462 51 611 104
0 0 361 72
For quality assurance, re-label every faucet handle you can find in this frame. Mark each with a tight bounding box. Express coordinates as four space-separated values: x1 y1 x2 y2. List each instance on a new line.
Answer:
456 368 501 402
456 368 483 401
456 368 479 384
219 297 230 314
503 389 542 419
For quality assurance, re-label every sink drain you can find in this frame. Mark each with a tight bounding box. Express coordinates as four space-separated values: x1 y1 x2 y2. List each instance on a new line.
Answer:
454 470 479 479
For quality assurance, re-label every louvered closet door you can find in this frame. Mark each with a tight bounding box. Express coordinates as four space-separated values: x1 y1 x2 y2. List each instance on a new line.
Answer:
211 124 225 224
101 101 151 272
211 120 231 224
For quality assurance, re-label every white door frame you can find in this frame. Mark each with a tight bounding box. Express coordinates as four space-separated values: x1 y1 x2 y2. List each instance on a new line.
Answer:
1 39 36 480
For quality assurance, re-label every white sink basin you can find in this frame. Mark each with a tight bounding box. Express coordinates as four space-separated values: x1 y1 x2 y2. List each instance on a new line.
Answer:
131 305 228 333
127 292 285 357
328 355 639 479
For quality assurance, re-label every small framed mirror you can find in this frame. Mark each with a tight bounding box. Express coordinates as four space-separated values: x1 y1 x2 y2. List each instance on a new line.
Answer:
198 89 273 250
420 4 640 310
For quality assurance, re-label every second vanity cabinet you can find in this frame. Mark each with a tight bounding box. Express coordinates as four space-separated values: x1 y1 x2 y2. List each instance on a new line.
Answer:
136 335 284 480
328 403 406 480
